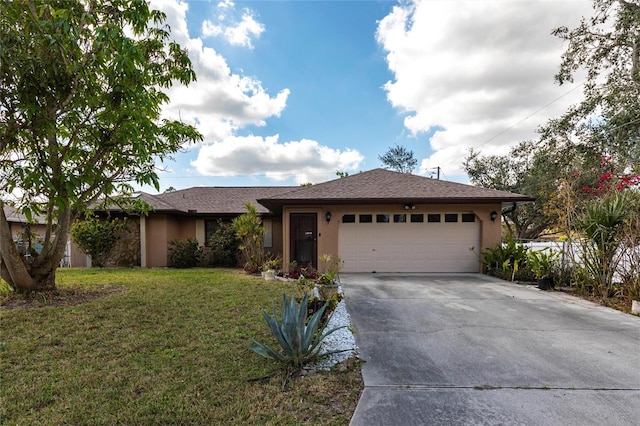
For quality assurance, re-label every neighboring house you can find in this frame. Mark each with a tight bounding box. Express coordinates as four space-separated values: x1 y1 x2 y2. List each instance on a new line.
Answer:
88 168 533 272
2 206 85 266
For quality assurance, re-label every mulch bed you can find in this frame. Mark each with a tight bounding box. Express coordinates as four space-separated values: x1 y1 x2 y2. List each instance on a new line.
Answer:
0 285 128 310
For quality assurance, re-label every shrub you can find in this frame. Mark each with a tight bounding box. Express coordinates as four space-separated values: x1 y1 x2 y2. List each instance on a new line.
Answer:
168 238 203 268
481 236 532 281
207 221 240 267
71 216 127 267
0 280 14 297
528 249 559 279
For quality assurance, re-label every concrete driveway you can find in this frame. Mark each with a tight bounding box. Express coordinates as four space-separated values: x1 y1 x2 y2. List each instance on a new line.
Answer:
344 273 640 426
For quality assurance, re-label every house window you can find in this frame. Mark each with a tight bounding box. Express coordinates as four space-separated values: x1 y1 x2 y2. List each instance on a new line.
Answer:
461 213 476 223
342 214 356 223
445 214 458 223
359 214 373 223
410 214 424 223
427 214 441 223
393 214 406 223
263 218 273 248
376 214 390 223
205 219 226 246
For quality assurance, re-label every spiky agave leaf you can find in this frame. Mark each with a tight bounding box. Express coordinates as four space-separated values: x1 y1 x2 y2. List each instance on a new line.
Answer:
247 338 288 362
247 293 348 367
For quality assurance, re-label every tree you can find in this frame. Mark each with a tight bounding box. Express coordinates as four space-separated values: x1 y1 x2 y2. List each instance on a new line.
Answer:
71 216 127 267
233 203 266 274
378 144 417 173
543 0 640 169
0 0 202 292
464 141 567 239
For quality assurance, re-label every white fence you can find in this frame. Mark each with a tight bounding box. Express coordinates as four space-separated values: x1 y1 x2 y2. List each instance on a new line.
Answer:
517 239 639 283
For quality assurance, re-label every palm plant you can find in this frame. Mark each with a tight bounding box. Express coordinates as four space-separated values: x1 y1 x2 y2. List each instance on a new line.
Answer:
576 191 631 295
482 236 530 281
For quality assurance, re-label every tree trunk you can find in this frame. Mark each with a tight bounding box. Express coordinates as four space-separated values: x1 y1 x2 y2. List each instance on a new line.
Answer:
0 204 71 293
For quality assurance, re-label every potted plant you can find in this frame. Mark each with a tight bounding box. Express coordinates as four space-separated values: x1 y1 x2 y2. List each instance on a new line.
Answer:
316 254 343 300
528 249 558 290
262 256 281 281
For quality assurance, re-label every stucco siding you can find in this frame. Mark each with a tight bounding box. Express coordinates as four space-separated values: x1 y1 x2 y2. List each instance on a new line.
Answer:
282 203 502 273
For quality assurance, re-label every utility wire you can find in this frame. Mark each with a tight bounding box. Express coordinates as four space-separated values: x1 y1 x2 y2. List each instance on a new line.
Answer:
436 82 586 175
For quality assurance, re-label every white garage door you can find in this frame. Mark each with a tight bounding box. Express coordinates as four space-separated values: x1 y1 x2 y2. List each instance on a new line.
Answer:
338 212 480 273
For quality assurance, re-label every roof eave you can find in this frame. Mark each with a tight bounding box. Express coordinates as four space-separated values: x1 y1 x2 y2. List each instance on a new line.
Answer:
258 196 535 208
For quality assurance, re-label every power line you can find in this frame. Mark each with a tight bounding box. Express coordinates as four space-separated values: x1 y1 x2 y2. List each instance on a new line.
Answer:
436 82 586 176
473 82 585 152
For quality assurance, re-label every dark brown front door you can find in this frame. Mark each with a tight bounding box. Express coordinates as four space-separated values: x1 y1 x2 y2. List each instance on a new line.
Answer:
290 213 317 270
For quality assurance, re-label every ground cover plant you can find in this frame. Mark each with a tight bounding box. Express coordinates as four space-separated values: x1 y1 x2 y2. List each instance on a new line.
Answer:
0 269 363 425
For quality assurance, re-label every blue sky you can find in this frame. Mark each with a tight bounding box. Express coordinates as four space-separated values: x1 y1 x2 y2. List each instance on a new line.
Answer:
144 0 593 193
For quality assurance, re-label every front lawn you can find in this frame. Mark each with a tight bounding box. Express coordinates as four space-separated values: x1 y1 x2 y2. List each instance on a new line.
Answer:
0 268 363 425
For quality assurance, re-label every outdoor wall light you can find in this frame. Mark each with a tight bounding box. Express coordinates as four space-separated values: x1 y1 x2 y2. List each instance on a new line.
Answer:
325 211 332 222
404 203 415 210
490 211 498 222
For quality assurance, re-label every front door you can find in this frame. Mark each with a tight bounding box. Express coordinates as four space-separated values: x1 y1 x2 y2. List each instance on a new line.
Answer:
290 213 317 270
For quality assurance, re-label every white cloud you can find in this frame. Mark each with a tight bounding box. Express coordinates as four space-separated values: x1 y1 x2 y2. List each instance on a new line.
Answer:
148 0 288 142
377 0 593 177
144 0 360 184
224 13 265 48
191 135 364 184
201 20 223 38
201 1 265 48
218 0 234 9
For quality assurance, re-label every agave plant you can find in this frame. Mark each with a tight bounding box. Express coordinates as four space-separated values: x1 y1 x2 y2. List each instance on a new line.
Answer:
248 293 346 369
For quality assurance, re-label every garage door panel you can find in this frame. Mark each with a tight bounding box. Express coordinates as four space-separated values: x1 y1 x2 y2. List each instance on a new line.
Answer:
338 217 479 273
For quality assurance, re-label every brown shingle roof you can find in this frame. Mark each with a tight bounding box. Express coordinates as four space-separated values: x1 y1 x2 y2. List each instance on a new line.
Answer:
140 186 296 215
258 168 534 208
3 206 46 223
133 192 181 212
98 169 532 216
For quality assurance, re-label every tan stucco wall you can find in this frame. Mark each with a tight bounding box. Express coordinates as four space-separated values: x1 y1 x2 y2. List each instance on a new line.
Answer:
282 203 503 272
145 214 169 267
269 217 284 259
141 214 283 268
106 217 141 267
144 215 198 267
69 240 90 267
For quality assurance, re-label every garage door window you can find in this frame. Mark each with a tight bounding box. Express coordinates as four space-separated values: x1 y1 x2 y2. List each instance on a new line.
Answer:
445 214 458 223
342 212 473 225
359 214 373 223
461 213 476 222
376 214 390 223
342 214 356 223
427 214 441 223
410 214 424 223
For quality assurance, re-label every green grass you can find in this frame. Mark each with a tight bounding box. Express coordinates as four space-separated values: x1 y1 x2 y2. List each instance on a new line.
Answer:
0 268 363 425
